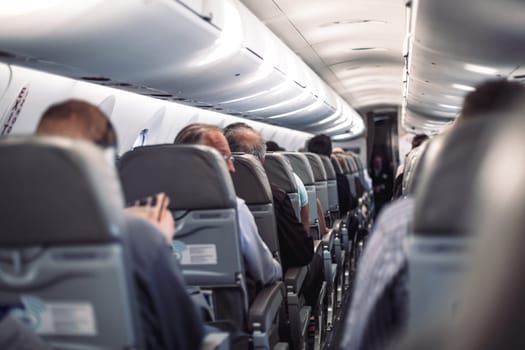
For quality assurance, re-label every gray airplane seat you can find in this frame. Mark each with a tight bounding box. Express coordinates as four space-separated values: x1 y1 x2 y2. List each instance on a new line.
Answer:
230 153 281 264
304 153 330 221
281 152 339 330
319 155 340 220
332 154 358 210
263 153 300 221
441 107 525 350
231 153 312 350
118 144 285 348
0 136 141 350
280 152 319 238
263 153 326 348
407 117 498 332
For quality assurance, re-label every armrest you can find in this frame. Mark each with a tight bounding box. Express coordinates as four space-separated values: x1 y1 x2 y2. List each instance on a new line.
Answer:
284 266 308 294
314 239 323 254
322 229 334 251
201 332 230 350
248 281 285 333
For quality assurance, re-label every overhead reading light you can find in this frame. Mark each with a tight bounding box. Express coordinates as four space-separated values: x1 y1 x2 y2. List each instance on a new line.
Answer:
452 83 475 92
464 63 498 75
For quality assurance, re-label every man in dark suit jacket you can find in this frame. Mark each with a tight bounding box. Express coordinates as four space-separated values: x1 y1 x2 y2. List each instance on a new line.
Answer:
223 123 323 306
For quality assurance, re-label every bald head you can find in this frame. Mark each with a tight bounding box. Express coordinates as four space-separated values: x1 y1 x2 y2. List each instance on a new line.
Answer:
36 99 116 147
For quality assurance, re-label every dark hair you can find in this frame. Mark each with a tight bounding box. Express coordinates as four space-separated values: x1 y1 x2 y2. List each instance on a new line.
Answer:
265 141 282 152
460 79 525 119
37 99 117 148
411 134 429 149
174 123 221 145
306 134 332 157
223 122 266 162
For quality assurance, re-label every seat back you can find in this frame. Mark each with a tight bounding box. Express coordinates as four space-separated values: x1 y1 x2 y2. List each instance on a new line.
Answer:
264 153 300 221
118 145 246 321
230 153 280 260
281 152 319 229
0 136 141 350
305 153 330 218
408 118 496 330
343 154 364 198
445 108 525 350
320 155 339 214
334 154 356 199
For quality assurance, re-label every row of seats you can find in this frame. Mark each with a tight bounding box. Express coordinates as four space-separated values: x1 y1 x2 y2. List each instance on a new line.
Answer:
0 135 372 350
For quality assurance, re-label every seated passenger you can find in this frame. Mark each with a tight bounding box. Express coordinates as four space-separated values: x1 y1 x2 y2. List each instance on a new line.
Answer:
223 122 323 306
265 139 311 232
307 134 353 214
35 99 204 350
173 123 282 291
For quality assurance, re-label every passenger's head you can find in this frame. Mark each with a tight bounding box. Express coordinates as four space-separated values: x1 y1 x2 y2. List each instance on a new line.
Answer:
36 99 117 148
174 123 235 172
411 134 429 149
459 79 525 120
265 140 283 152
223 122 266 163
306 134 332 157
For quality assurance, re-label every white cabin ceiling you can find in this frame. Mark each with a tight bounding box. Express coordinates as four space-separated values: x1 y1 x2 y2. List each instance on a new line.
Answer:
239 0 406 111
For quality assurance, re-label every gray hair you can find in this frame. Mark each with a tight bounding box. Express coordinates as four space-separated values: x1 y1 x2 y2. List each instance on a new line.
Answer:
223 122 267 162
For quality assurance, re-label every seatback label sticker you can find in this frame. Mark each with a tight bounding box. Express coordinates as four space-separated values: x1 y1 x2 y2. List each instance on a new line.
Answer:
172 241 218 265
13 296 97 336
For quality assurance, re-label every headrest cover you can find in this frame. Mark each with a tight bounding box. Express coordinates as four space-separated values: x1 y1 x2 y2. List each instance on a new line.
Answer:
263 153 297 194
320 155 336 180
281 152 315 185
414 117 499 236
304 153 328 181
119 144 237 210
0 136 125 246
231 153 272 205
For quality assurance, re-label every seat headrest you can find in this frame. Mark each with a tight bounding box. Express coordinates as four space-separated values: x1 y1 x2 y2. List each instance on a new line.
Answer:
304 153 328 181
332 154 350 174
353 156 364 171
320 155 336 180
444 105 525 350
119 144 237 210
281 152 315 185
231 153 272 205
330 156 344 175
343 155 358 173
263 153 297 194
413 117 500 237
0 136 125 246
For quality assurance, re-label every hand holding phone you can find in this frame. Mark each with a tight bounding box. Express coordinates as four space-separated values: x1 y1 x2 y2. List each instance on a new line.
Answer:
125 192 175 244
